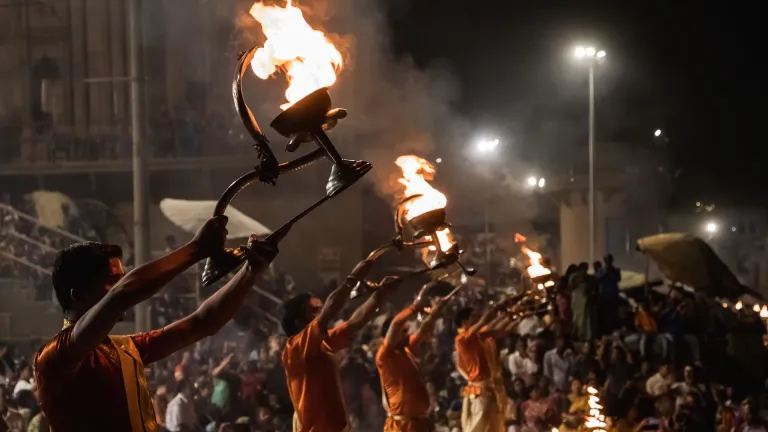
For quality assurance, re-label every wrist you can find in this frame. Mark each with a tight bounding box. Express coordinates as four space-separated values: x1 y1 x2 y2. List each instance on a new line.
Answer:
186 240 208 260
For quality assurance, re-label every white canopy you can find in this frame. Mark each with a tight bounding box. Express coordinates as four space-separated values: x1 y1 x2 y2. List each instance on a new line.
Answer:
159 198 271 239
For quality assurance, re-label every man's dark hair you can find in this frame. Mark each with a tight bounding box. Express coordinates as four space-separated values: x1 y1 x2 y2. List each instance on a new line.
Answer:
454 307 474 329
281 293 314 337
381 316 393 338
52 242 122 313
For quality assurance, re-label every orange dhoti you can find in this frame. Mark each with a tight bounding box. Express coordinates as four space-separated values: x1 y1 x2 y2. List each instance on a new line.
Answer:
455 330 505 432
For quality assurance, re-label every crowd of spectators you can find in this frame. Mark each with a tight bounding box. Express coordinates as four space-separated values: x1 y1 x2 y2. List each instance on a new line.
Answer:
2 224 768 431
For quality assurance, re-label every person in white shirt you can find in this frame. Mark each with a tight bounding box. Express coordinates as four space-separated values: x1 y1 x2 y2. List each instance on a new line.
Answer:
165 380 197 432
542 336 574 393
516 314 544 336
506 337 538 386
645 363 673 397
11 361 34 398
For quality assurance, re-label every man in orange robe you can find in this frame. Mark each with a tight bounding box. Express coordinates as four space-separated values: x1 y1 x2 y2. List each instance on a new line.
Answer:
454 303 521 432
281 260 402 432
35 218 277 432
376 282 449 432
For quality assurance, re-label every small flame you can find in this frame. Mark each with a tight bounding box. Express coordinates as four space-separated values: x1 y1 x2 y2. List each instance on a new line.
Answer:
754 304 761 313
248 1 343 110
584 386 607 432
722 302 728 308
514 233 551 278
761 305 768 318
521 245 552 278
736 300 743 310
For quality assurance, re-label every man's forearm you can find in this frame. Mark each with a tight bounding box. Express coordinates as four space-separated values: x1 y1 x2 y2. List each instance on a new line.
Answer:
190 262 261 337
347 291 385 333
114 242 203 307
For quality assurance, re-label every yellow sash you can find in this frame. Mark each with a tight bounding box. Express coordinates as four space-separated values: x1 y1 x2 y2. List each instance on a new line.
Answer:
110 335 158 432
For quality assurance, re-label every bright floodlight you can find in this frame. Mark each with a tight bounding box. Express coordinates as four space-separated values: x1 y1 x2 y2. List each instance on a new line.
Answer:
527 177 538 187
585 47 596 57
596 50 606 59
574 47 586 58
705 222 718 234
477 138 499 154
654 129 662 137
538 178 546 188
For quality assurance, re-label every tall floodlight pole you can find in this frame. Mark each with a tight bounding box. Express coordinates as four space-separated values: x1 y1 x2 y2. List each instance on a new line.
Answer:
574 46 605 264
129 0 150 333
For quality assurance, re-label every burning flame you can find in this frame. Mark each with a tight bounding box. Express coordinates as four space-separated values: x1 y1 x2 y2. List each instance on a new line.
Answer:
585 386 607 432
754 304 761 313
248 1 343 110
514 233 552 278
736 300 743 310
761 305 768 319
395 155 453 252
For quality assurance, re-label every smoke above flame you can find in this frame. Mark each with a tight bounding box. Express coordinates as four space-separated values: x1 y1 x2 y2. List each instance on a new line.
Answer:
248 0 343 110
396 155 453 252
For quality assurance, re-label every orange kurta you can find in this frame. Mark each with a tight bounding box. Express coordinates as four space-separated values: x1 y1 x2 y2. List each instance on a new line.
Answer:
455 329 498 388
376 335 433 432
283 318 351 432
34 326 166 432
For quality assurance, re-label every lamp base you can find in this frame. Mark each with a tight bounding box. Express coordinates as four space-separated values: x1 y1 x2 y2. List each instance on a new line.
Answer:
202 247 248 287
326 159 373 197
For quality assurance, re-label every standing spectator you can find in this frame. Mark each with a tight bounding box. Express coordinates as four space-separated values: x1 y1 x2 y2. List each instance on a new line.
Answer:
543 336 574 393
670 366 705 409
0 386 26 432
11 361 34 398
570 263 592 342
596 254 621 336
507 337 538 386
166 381 197 432
646 364 674 397
556 265 577 337
572 340 602 385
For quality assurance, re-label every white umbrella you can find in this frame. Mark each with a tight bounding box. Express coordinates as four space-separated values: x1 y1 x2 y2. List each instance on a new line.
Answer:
160 198 271 239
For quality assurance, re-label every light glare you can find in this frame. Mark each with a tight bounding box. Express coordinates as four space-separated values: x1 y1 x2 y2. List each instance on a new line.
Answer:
527 177 538 187
654 129 662 137
585 47 596 56
538 178 546 188
574 47 586 58
705 222 718 233
596 50 606 59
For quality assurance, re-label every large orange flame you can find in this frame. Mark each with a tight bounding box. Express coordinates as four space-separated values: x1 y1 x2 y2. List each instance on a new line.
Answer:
396 155 453 252
248 1 343 110
515 233 552 279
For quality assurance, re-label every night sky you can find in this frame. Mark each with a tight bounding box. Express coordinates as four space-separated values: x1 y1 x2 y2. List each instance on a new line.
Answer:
385 1 763 207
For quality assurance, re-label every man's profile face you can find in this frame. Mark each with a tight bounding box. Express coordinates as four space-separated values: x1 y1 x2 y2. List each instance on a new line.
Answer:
80 257 125 311
305 297 323 322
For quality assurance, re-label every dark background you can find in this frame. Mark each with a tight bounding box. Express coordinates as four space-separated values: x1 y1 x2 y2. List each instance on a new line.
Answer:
384 1 764 207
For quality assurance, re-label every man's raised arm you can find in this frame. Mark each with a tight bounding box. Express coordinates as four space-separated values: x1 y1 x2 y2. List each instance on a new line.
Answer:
316 259 375 331
71 216 228 357
145 236 278 361
346 276 402 334
383 284 432 349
